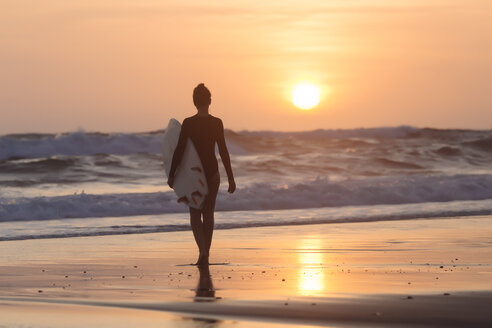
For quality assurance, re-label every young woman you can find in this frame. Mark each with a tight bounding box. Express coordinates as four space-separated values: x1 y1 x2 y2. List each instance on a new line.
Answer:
167 83 236 265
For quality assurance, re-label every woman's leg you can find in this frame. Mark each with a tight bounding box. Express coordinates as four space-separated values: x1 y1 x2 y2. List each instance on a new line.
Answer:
189 207 205 264
202 208 214 256
200 173 220 263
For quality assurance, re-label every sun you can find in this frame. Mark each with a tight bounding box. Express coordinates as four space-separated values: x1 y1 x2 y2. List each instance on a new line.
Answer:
291 82 321 110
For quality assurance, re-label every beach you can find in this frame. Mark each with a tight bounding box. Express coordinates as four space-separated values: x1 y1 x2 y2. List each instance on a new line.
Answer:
1 216 491 327
2 0 492 326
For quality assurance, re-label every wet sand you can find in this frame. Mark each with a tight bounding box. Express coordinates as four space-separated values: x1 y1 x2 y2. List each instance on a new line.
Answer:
1 216 491 327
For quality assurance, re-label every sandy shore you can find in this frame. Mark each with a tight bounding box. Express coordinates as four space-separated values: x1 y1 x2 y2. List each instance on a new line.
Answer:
1 216 491 327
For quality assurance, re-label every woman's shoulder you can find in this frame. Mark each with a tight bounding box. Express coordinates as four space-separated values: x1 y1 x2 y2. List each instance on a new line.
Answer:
208 115 223 124
183 114 197 121
182 115 198 125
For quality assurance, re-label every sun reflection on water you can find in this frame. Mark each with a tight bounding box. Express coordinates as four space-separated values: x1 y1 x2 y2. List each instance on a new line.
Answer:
298 238 325 295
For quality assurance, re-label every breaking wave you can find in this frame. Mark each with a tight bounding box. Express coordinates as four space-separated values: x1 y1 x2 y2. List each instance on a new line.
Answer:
0 126 438 161
2 174 491 222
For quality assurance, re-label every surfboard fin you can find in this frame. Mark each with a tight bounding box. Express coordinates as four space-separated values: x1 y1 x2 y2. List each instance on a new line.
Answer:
177 196 189 204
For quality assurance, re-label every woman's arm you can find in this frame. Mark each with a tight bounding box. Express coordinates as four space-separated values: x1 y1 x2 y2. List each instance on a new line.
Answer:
168 121 188 188
217 119 236 193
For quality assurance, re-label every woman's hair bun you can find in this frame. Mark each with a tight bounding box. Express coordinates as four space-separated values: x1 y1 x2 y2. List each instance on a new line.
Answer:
193 83 211 107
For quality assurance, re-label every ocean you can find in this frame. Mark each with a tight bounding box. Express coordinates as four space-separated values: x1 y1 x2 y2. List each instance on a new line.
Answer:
1 126 491 241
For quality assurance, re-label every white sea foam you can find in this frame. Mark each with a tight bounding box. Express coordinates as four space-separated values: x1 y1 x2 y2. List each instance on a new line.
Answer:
1 174 491 222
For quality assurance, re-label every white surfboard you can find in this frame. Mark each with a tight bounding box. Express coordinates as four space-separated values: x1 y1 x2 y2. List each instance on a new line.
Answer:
163 119 208 209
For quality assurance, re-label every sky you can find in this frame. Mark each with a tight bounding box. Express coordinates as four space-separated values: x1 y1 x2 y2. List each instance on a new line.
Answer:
1 0 491 133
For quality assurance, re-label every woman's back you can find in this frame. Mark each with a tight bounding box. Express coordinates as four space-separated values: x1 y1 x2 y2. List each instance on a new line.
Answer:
181 114 222 180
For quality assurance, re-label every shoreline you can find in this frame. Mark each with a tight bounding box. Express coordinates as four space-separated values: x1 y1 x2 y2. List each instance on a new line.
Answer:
2 201 492 242
1 212 490 243
1 216 491 326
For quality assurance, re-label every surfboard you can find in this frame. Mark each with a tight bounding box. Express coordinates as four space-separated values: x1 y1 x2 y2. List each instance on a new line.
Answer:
163 118 208 209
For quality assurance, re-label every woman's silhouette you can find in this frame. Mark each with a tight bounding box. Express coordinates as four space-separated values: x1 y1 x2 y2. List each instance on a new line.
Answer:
168 83 236 265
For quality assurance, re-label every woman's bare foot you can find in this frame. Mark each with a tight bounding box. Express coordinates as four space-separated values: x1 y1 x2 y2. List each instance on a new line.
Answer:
196 252 209 266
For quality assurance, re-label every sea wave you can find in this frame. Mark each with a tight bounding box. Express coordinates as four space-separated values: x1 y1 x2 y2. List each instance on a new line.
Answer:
239 125 420 139
462 136 492 152
1 127 491 161
1 174 491 222
0 131 164 161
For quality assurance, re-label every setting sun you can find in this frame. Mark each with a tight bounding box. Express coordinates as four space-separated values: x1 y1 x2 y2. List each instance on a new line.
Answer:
291 83 321 110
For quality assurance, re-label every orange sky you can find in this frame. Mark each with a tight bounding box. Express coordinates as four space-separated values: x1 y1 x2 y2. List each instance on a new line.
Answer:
1 0 491 133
